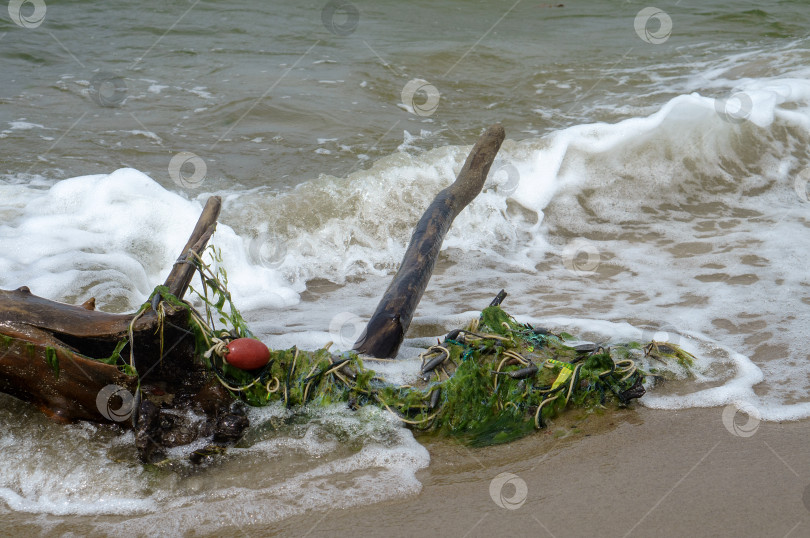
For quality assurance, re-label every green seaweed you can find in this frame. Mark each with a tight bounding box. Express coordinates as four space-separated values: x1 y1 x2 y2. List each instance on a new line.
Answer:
182 300 662 446
96 339 128 366
45 346 59 379
84 246 695 447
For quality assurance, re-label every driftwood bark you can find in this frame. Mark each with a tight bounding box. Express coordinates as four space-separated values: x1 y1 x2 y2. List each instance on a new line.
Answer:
354 124 506 358
0 196 246 462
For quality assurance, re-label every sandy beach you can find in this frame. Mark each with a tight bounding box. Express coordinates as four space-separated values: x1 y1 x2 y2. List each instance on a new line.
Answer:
266 406 810 538
2 405 808 536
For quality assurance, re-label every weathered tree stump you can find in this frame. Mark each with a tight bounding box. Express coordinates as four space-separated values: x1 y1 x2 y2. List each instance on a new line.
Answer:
0 196 247 462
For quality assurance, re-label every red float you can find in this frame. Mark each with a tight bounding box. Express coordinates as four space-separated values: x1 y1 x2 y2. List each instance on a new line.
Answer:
224 338 271 370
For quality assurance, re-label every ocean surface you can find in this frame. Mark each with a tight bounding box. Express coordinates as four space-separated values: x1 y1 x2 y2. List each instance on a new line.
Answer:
2 0 810 533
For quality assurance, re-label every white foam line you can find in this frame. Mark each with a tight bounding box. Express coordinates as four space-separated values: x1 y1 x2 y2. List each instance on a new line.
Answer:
102 427 429 535
0 487 156 516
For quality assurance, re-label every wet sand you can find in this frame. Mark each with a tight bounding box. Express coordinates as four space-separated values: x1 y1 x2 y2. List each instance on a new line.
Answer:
3 405 809 536
265 406 810 537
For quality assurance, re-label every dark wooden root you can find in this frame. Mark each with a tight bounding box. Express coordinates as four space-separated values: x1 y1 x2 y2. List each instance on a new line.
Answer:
0 196 249 463
354 124 506 358
0 319 137 423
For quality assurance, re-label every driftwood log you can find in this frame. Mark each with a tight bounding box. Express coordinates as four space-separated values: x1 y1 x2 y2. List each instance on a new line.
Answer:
0 196 248 462
0 124 507 462
354 124 505 357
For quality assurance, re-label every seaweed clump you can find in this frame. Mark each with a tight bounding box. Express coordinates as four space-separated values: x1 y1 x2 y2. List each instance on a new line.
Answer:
119 249 695 449
183 251 694 446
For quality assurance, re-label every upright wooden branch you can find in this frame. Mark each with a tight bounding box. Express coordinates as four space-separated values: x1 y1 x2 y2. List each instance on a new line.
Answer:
162 196 222 299
354 124 506 358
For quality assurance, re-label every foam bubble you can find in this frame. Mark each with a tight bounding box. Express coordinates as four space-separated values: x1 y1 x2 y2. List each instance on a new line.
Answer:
0 397 429 527
95 405 430 534
0 168 301 312
0 397 159 516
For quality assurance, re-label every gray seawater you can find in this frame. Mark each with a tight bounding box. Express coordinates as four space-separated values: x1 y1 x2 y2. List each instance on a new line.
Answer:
2 0 806 185
2 0 810 532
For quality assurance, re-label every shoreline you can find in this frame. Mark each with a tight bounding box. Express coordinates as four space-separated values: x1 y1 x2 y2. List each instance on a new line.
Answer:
269 406 810 537
2 405 809 535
